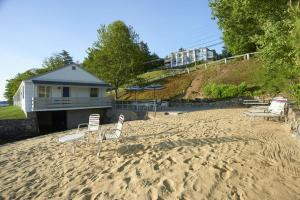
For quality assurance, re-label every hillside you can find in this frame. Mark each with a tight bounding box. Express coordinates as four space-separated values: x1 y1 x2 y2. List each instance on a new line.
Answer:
184 59 262 99
120 59 262 100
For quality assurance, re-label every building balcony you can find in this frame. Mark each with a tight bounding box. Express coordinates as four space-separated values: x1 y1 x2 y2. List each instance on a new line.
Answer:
32 97 113 111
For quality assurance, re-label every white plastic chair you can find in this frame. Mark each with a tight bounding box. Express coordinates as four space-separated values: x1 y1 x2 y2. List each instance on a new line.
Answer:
244 99 288 120
247 97 288 113
59 114 100 154
96 114 126 157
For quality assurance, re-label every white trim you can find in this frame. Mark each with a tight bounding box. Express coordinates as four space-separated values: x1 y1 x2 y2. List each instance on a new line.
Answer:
33 105 112 112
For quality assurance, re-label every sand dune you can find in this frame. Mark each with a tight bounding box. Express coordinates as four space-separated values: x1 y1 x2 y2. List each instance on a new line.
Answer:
0 108 300 199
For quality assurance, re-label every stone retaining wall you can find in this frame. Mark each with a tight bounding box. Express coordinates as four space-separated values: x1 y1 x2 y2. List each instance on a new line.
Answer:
0 118 39 144
169 98 244 108
106 109 149 122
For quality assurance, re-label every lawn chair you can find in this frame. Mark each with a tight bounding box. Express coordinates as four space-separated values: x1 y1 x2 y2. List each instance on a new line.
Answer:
247 97 288 113
96 114 126 157
244 99 288 121
58 114 100 154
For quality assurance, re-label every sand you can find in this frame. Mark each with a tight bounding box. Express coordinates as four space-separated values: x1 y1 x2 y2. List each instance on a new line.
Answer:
0 108 300 200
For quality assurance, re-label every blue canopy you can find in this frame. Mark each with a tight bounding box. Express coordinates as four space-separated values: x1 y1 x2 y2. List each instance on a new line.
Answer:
144 84 165 90
125 85 143 91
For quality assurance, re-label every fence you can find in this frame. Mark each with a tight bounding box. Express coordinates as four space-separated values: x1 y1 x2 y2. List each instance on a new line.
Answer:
145 52 260 83
114 100 169 111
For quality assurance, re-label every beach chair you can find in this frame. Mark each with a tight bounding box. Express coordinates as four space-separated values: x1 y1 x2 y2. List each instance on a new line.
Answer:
244 99 288 121
96 114 126 157
58 114 100 154
247 97 288 113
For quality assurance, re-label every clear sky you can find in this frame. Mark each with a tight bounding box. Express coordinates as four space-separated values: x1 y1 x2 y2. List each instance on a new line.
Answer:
0 0 222 100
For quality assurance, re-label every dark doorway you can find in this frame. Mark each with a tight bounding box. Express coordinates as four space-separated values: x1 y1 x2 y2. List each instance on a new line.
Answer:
52 111 67 131
37 111 67 133
63 87 70 97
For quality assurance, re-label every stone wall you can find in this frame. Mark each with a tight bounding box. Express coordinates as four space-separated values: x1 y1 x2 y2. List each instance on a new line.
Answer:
169 98 244 108
106 109 148 123
0 118 39 144
287 107 300 140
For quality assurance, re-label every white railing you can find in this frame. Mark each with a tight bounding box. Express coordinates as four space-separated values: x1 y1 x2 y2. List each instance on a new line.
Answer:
32 97 113 111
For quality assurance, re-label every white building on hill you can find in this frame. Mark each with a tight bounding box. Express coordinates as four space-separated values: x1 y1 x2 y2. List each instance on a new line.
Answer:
164 47 217 68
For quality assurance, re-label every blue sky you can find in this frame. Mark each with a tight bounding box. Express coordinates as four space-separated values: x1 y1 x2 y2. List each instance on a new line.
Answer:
0 0 222 100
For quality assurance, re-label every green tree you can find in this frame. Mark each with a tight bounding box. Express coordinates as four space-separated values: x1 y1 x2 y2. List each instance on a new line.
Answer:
209 0 290 54
5 50 74 103
42 50 73 70
5 71 36 104
83 20 147 99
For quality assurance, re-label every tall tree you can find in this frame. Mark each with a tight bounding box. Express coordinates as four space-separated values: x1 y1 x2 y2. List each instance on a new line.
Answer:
83 20 147 99
209 0 289 54
42 50 74 70
5 50 74 103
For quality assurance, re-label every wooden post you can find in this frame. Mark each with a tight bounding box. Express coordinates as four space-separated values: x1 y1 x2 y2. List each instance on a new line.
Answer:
224 58 227 64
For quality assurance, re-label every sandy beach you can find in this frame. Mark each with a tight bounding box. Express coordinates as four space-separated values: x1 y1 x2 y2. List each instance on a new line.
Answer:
0 108 300 200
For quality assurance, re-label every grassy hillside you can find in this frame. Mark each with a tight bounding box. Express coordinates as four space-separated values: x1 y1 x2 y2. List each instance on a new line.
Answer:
120 72 196 100
120 59 263 100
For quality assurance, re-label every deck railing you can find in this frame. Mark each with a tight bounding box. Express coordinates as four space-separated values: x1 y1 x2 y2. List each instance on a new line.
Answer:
32 97 112 111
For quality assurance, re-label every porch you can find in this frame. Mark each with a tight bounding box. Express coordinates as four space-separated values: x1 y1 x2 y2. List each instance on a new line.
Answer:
32 97 112 111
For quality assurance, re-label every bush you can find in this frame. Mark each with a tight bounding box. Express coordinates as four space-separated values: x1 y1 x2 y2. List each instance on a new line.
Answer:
203 82 247 99
290 84 300 104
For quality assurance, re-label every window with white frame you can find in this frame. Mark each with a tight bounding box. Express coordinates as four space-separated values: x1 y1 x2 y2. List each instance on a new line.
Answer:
38 86 51 98
90 88 99 97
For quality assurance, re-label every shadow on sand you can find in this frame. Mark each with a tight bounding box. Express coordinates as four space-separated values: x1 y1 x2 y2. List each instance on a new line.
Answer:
118 136 254 155
154 136 252 151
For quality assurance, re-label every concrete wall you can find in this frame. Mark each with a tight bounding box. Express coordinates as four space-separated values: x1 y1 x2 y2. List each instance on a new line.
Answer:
66 108 107 129
106 109 149 123
0 118 39 144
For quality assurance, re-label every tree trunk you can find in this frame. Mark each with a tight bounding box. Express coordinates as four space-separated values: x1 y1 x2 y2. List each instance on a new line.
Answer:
114 88 119 100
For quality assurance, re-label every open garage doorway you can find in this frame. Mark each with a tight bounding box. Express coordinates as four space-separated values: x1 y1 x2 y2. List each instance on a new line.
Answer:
36 111 67 133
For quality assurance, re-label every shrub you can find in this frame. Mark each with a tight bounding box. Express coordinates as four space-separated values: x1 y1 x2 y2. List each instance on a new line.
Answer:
290 84 300 104
203 82 247 99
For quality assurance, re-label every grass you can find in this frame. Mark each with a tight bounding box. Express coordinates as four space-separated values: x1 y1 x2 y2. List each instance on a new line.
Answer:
120 72 196 100
120 58 263 100
139 70 170 80
0 106 26 120
202 59 262 85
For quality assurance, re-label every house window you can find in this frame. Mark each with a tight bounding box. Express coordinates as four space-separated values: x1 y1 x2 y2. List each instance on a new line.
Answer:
90 88 99 97
38 86 51 98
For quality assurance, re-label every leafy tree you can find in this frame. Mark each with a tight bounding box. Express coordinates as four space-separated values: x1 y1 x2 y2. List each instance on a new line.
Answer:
143 53 164 71
5 71 36 104
5 50 73 103
209 0 290 54
42 50 74 70
218 46 232 59
83 20 147 99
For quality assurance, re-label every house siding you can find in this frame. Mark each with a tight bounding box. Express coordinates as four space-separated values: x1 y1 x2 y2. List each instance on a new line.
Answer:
24 81 34 112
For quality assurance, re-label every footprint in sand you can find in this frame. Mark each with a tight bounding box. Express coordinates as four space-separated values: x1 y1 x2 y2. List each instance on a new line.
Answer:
161 179 176 193
147 187 158 200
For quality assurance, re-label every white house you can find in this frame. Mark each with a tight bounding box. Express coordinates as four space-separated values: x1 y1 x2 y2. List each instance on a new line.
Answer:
164 47 217 68
13 64 112 131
